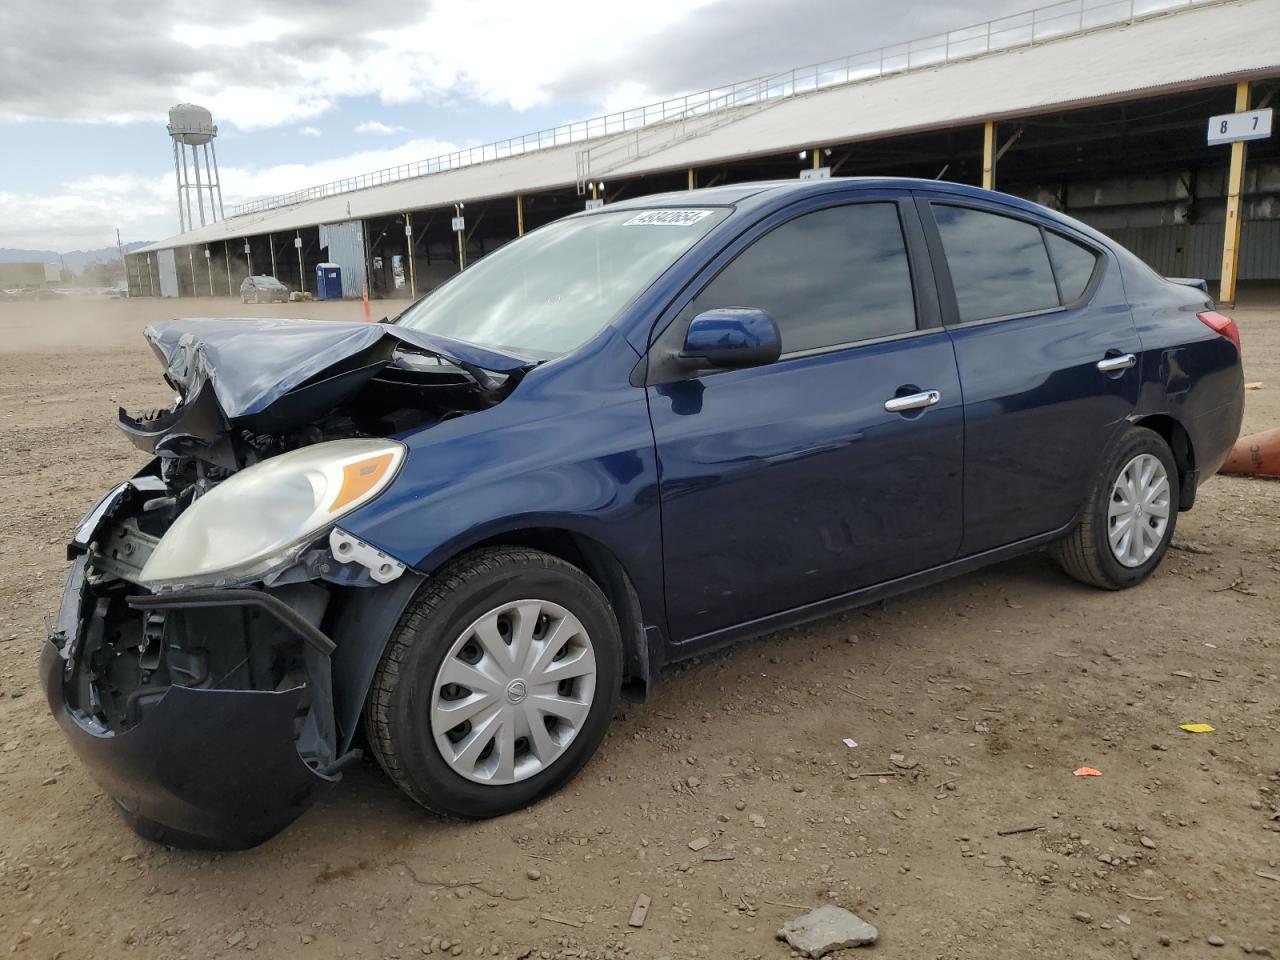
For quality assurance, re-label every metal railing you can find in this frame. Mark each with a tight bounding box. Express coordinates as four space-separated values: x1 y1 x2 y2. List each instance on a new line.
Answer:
575 73 788 190
228 0 1219 219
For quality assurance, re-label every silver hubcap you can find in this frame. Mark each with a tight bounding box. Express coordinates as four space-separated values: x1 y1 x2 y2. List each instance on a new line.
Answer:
430 599 596 785
1107 453 1171 568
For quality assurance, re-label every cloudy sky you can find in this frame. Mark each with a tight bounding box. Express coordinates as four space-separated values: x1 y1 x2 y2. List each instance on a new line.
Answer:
0 0 1045 252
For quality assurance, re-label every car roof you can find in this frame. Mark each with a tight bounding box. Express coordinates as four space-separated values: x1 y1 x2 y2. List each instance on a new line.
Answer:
602 176 1041 212
603 183 775 208
597 177 1109 248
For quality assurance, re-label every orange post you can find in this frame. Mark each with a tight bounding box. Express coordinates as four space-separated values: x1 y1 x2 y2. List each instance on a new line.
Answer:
362 282 372 321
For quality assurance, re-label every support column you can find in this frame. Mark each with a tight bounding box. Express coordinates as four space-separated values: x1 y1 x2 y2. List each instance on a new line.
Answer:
982 121 996 190
516 194 525 236
404 213 416 299
179 146 194 233
1219 81 1250 305
687 167 695 191
813 148 821 171
224 240 232 296
296 232 305 294
172 141 186 233
269 233 277 279
191 144 206 227
455 203 466 271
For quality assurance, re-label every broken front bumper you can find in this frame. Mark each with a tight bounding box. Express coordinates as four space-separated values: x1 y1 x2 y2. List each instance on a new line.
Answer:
42 557 339 850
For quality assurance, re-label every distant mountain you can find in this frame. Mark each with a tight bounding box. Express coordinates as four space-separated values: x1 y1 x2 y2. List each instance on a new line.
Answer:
0 242 152 274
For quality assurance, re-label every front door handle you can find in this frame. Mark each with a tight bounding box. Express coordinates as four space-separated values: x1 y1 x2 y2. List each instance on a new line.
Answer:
1096 353 1137 373
884 389 941 413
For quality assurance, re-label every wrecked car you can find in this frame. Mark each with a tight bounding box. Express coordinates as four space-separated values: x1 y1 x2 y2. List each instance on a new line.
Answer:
44 179 1244 849
240 274 290 304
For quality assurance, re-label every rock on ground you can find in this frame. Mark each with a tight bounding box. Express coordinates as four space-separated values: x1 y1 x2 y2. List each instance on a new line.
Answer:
777 905 879 957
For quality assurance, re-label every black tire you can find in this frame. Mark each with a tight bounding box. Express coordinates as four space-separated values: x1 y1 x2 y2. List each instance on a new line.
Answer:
1052 425 1180 590
363 547 622 819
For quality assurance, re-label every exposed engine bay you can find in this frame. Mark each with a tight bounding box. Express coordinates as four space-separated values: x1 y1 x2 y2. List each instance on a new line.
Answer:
118 320 525 502
52 318 529 796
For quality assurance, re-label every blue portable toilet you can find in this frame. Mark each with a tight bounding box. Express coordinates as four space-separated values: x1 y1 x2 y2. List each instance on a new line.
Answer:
315 262 343 300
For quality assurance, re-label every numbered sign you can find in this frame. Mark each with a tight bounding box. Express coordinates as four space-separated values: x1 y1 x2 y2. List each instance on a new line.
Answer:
584 198 604 210
800 166 832 180
451 216 465 232
1207 108 1273 146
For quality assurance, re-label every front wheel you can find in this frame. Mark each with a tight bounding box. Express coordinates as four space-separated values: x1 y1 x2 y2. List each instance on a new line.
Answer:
1052 425 1180 589
364 547 621 819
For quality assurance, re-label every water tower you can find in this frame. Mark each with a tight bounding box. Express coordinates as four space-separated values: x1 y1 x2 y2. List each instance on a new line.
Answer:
168 103 225 232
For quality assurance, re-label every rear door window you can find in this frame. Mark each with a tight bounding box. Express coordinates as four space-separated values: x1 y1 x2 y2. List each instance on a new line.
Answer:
1045 230 1100 303
932 204 1060 323
685 202 917 353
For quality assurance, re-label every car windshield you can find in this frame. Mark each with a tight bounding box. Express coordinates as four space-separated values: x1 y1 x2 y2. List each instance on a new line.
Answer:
395 207 728 356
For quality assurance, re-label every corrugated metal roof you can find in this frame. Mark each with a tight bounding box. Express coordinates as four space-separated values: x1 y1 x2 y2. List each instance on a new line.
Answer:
137 0 1280 255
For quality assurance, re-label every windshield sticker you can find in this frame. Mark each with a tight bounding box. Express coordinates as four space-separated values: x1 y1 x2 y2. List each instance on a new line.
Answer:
623 209 714 226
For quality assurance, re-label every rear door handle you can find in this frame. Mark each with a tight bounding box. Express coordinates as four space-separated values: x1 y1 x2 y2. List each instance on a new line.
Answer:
1096 353 1137 373
884 389 941 413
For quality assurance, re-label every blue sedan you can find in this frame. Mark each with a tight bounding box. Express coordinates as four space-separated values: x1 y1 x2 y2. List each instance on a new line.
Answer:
43 178 1244 848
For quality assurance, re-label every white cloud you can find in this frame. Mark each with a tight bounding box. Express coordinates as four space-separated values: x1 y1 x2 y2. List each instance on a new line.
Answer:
0 174 170 250
354 120 405 135
0 137 463 249
0 0 723 131
299 126 322 137
173 16 295 50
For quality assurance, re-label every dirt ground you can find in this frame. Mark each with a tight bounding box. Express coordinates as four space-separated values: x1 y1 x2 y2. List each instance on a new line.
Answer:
0 294 1277 960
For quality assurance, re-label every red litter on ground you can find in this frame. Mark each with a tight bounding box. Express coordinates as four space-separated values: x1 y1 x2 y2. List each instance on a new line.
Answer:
1073 767 1103 777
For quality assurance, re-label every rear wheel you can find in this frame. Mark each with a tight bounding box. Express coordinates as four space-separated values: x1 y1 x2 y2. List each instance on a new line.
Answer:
1053 426 1179 589
364 547 621 819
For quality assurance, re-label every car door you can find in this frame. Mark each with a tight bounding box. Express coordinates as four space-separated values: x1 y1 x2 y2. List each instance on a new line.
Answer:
645 192 964 644
916 194 1142 555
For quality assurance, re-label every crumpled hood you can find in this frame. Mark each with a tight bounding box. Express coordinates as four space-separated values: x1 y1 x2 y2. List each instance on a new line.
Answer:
144 317 534 420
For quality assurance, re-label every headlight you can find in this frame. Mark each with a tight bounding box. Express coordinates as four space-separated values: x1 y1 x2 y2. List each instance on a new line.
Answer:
139 439 405 589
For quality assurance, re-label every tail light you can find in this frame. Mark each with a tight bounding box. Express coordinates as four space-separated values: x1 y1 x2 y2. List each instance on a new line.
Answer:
1198 310 1241 354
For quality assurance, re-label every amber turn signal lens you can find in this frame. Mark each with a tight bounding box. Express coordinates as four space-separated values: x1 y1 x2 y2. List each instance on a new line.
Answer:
330 452 396 513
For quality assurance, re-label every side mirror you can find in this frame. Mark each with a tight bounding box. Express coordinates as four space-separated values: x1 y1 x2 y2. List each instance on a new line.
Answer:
680 308 781 369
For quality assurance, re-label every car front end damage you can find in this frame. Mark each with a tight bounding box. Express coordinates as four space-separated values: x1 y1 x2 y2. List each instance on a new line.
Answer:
42 317 531 848
43 469 425 849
